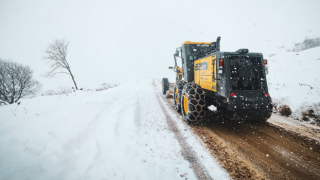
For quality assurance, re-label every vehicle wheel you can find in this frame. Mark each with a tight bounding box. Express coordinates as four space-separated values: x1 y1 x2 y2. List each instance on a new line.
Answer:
267 97 273 118
181 83 206 124
162 78 169 95
173 81 185 112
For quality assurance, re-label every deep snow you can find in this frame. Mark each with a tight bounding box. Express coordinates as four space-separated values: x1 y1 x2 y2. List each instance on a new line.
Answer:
267 46 320 120
0 79 229 180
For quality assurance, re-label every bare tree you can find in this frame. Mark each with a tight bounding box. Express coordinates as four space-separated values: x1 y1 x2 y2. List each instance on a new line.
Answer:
0 59 42 104
43 39 78 90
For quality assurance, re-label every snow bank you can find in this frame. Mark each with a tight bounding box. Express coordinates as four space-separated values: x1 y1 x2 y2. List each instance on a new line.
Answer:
267 46 320 120
0 79 229 180
0 80 189 179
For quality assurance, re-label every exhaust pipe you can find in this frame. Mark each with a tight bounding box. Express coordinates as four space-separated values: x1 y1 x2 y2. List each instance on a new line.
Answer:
211 36 221 52
216 36 221 52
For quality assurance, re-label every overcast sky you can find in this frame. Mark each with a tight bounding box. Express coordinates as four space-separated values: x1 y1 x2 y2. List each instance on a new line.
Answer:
1 0 320 91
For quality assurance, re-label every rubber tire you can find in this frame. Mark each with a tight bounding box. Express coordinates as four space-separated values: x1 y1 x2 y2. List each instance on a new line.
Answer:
162 78 169 95
173 81 185 112
181 83 207 124
267 97 273 118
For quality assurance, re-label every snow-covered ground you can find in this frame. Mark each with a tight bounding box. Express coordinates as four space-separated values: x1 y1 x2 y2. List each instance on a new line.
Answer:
0 79 229 180
267 46 320 121
268 113 320 142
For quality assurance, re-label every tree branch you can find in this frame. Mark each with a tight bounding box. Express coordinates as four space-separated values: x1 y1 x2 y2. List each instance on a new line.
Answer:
42 39 78 89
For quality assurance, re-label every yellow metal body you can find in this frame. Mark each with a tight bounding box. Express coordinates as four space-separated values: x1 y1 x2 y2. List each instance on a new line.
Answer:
181 41 211 46
194 54 217 92
174 88 178 103
183 93 189 114
175 67 183 83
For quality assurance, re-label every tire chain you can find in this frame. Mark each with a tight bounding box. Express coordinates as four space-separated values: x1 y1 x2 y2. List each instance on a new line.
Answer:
174 81 185 112
182 82 207 124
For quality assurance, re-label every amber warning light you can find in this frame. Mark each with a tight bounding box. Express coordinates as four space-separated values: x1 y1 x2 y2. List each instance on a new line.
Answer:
219 59 224 66
264 59 269 75
218 59 224 74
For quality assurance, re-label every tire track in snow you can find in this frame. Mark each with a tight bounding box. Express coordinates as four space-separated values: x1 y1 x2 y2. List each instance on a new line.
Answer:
114 91 141 137
152 80 214 180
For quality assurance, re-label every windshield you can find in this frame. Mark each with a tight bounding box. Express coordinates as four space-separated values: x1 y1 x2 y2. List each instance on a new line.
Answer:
229 56 264 90
188 44 211 60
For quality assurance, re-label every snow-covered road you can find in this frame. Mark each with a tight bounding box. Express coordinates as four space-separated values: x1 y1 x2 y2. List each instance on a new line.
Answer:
0 79 229 180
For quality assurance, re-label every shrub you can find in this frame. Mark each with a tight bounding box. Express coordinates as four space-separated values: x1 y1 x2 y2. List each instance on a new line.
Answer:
43 87 73 96
301 108 319 122
95 83 118 91
278 105 292 117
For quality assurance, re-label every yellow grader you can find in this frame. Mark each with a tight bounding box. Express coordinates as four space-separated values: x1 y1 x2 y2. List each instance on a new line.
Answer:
162 37 272 124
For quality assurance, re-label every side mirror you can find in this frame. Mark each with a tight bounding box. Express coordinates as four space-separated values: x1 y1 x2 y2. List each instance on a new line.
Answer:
174 50 179 57
168 67 173 69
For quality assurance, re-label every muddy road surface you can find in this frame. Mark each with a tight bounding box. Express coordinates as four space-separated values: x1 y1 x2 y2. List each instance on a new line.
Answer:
202 114 320 179
165 97 320 179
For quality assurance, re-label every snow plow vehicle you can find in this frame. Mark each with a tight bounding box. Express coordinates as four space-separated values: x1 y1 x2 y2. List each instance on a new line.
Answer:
162 37 273 124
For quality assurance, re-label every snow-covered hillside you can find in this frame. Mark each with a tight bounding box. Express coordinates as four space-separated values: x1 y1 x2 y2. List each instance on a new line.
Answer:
0 79 229 180
267 46 320 121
